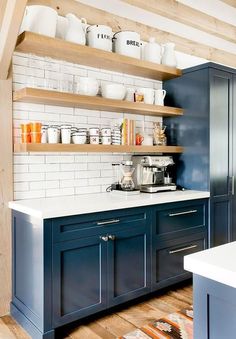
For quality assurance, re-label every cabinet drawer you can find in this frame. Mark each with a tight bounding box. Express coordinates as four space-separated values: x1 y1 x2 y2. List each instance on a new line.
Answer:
154 200 207 237
153 233 206 286
52 207 149 242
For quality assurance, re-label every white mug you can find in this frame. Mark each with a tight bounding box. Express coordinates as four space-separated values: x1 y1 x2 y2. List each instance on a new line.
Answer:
48 126 59 144
142 134 153 146
61 127 71 144
155 89 166 106
139 88 154 105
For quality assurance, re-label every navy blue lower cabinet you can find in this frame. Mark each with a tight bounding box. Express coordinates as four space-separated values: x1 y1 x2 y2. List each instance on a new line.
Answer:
107 225 151 307
11 201 208 338
52 236 107 327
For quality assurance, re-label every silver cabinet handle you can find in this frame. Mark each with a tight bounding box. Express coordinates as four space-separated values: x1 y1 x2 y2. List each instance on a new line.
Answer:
169 244 198 254
100 235 109 242
168 209 197 217
97 219 120 226
108 235 116 241
232 176 235 196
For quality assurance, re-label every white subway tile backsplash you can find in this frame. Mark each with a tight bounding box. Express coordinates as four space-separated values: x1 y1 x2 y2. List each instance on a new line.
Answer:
45 105 73 115
14 164 29 173
29 164 60 172
14 182 29 192
13 52 163 200
46 187 74 197
46 171 73 180
14 172 45 182
75 186 101 195
14 190 45 200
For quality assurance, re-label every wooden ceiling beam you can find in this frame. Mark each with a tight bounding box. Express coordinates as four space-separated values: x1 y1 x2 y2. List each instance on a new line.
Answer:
0 0 27 80
122 0 236 44
220 0 236 8
28 0 236 68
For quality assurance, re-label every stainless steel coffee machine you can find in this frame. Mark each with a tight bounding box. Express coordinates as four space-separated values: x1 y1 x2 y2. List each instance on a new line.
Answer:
132 156 176 193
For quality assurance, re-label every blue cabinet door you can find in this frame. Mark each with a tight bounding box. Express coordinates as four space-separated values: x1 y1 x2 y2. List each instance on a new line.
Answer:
107 224 151 307
52 236 107 327
209 69 233 246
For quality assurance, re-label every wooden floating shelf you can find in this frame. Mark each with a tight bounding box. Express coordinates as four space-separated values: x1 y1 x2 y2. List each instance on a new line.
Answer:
13 87 183 117
16 32 182 81
14 144 184 154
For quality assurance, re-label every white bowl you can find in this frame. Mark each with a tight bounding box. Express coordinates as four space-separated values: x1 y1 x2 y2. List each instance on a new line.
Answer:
72 134 87 144
101 83 126 100
75 77 99 96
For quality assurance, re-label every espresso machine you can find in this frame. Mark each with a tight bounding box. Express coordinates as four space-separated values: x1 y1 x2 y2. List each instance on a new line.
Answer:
132 155 176 193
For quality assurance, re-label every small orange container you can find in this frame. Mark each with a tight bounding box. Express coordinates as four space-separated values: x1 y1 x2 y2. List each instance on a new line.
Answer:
21 123 31 133
30 132 42 143
21 133 31 143
30 122 42 133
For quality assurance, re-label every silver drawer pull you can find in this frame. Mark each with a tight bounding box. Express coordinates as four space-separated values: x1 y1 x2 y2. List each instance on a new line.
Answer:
168 209 198 217
97 219 120 226
169 244 198 254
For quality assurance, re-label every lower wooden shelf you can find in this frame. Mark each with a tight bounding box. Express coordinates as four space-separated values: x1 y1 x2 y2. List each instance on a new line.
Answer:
14 144 184 153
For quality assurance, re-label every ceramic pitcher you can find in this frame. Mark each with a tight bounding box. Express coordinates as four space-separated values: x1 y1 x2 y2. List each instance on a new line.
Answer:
162 43 177 67
19 5 58 37
65 13 87 45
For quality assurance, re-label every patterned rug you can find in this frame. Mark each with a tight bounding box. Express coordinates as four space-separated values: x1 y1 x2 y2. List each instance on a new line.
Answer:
119 307 193 339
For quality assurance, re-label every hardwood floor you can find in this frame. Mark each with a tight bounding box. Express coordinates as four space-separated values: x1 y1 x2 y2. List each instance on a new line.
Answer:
0 283 192 339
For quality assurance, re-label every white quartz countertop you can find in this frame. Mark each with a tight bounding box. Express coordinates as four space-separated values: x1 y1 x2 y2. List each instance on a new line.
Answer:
184 241 236 288
8 190 209 219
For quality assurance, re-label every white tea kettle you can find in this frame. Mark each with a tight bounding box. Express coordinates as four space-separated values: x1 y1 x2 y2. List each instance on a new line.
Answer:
65 13 87 45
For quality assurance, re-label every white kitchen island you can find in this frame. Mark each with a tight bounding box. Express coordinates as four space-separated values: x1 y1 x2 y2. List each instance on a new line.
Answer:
184 242 236 339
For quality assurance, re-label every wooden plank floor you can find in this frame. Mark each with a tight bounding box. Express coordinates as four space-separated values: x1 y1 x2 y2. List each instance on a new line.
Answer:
0 283 192 339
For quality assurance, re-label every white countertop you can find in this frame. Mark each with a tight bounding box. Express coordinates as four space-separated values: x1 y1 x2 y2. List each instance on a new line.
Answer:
184 241 236 288
9 190 209 219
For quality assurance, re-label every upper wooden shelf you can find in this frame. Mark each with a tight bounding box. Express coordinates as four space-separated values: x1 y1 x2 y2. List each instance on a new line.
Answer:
14 144 184 154
16 32 182 81
13 87 183 117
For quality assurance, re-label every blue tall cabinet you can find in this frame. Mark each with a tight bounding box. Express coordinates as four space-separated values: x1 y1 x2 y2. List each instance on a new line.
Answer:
164 63 236 247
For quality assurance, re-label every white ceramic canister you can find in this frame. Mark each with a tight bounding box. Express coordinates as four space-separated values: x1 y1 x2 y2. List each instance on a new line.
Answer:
113 31 141 59
101 136 111 145
41 125 48 144
86 25 113 51
89 127 100 136
101 128 111 137
154 89 166 106
61 125 72 144
143 37 161 64
48 125 59 144
90 135 100 144
161 43 177 67
19 5 58 37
